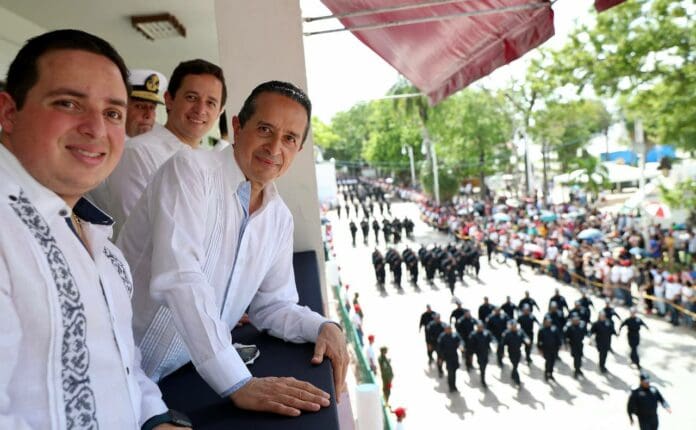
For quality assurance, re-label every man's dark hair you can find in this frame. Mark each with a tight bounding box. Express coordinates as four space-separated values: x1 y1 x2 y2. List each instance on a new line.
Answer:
167 59 227 106
237 80 312 146
5 29 130 110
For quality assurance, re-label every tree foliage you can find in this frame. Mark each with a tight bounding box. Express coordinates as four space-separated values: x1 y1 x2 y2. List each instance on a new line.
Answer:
541 0 695 149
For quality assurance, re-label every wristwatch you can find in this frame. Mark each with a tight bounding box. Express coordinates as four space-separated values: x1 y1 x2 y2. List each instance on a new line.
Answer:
142 409 192 430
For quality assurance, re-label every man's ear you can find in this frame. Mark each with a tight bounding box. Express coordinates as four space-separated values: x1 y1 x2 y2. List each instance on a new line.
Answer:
231 116 241 142
0 92 18 134
164 91 173 112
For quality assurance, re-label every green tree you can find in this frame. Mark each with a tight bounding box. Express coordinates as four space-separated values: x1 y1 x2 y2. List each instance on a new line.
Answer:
660 179 696 225
311 116 340 157
529 99 612 202
429 89 513 199
542 0 695 149
568 150 610 205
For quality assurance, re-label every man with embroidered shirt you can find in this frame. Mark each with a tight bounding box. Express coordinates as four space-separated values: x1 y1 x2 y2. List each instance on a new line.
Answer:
96 59 225 238
0 30 187 429
118 81 348 417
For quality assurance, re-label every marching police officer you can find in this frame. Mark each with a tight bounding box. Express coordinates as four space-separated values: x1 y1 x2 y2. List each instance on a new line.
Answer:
372 248 386 287
382 219 392 244
519 290 541 313
546 301 567 333
437 325 463 393
419 304 436 333
450 301 466 325
403 247 419 285
502 321 530 386
360 218 370 245
385 248 403 290
478 297 496 322
602 300 623 326
517 305 539 364
568 300 591 324
620 308 650 370
578 290 595 313
349 220 358 246
444 255 457 295
590 311 617 373
627 372 671 430
426 314 447 373
501 295 518 319
470 321 493 387
486 308 509 367
564 315 589 378
455 310 477 371
372 219 381 244
549 288 570 313
537 316 562 381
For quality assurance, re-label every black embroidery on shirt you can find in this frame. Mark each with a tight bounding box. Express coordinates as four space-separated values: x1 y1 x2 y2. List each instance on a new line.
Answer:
9 191 98 429
103 247 133 298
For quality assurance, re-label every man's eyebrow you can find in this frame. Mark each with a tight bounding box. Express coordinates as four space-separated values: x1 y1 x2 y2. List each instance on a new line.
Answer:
46 88 127 108
256 120 301 138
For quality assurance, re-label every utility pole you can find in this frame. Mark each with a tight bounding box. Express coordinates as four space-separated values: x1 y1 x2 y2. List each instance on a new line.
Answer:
401 144 416 187
422 128 440 205
636 118 650 247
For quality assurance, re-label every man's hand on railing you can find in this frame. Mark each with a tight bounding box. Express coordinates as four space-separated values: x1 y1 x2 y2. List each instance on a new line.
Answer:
229 376 330 417
312 322 349 402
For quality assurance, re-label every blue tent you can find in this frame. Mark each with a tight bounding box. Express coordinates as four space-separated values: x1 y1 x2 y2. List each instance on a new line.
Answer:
646 145 675 163
600 150 637 165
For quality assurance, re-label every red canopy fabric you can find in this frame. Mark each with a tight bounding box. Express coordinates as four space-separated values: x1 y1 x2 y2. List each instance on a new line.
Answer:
320 0 555 105
594 0 627 12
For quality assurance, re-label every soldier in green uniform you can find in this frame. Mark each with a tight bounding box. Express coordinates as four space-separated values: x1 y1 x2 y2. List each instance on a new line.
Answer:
379 346 394 404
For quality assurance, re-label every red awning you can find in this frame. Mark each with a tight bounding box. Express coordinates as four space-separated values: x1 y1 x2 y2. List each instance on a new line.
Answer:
594 0 627 12
319 0 555 105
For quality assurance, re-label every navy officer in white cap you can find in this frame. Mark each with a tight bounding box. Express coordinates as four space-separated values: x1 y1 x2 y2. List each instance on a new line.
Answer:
126 69 167 137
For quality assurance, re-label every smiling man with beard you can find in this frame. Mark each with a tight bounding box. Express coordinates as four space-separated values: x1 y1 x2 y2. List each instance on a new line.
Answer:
92 59 226 238
118 81 348 417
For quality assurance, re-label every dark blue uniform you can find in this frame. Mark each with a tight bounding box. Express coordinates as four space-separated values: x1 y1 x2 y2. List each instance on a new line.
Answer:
590 319 617 372
455 316 477 370
437 332 463 392
470 329 493 386
628 385 670 430
486 313 509 366
620 316 649 369
426 320 446 373
537 325 562 380
502 329 528 386
564 321 589 377
517 313 539 363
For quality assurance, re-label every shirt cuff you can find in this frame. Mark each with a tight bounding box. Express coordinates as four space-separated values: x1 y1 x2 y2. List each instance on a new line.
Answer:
194 344 252 396
318 320 342 337
220 376 253 397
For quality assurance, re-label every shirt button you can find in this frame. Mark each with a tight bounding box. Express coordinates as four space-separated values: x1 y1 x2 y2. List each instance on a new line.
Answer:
59 209 68 217
8 195 17 201
126 367 130 375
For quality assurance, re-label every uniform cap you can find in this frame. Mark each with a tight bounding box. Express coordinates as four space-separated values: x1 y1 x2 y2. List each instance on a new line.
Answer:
128 69 167 104
368 334 375 342
393 407 406 418
639 372 650 381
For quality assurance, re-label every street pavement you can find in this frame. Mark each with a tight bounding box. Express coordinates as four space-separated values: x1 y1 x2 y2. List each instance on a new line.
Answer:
328 201 696 430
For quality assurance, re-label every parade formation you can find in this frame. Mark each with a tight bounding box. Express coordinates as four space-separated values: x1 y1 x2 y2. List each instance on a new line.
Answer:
331 178 694 429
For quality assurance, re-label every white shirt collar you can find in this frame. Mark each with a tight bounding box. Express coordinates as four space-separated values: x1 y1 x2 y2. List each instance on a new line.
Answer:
0 143 113 226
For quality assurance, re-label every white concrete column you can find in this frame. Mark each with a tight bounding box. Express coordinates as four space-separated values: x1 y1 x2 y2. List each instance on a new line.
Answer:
214 0 327 308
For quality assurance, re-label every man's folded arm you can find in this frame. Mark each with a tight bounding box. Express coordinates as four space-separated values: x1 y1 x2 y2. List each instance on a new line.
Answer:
147 155 251 395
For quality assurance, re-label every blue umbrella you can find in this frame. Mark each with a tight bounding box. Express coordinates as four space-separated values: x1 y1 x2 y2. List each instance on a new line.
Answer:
577 228 603 240
493 213 511 223
540 210 557 222
629 247 645 256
